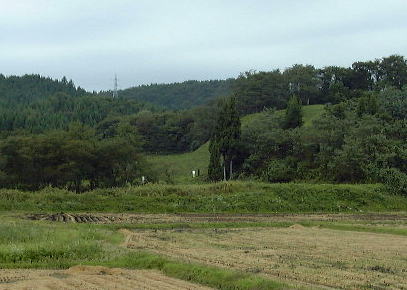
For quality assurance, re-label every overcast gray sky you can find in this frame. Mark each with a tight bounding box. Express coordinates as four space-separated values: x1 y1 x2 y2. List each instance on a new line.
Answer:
1 0 406 91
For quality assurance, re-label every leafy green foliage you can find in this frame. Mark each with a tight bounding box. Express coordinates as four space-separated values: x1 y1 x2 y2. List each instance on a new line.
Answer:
239 88 407 195
130 106 217 153
0 123 148 191
233 55 407 116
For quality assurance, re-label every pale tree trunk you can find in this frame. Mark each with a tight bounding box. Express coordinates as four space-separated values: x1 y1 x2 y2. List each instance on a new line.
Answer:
229 159 233 180
222 155 227 181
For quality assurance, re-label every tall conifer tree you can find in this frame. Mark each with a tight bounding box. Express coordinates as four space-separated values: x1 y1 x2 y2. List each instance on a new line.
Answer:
208 96 241 181
283 95 303 129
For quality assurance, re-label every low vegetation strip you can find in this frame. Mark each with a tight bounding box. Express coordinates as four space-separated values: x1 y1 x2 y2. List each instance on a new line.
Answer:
1 182 406 213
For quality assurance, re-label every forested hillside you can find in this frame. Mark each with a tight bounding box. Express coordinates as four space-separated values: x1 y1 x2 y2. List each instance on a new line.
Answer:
104 79 235 110
0 74 155 134
0 55 406 193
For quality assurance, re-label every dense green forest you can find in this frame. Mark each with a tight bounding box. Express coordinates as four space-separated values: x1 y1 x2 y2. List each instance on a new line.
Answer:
0 55 406 193
0 74 156 134
101 79 235 110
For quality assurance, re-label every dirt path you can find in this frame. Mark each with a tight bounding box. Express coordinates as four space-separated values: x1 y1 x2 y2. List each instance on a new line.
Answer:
121 226 407 289
0 266 212 290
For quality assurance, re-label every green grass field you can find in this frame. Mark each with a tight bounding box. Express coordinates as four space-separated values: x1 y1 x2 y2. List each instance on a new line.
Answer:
148 105 325 182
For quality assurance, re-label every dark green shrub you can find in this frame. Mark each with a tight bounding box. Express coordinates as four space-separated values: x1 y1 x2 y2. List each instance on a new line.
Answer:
379 168 407 196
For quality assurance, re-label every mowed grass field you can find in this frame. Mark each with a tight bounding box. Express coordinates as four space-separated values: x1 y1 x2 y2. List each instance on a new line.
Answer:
147 105 325 182
1 212 406 289
124 223 407 289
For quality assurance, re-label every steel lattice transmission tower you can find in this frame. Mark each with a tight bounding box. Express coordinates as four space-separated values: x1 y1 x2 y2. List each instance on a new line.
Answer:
113 74 118 98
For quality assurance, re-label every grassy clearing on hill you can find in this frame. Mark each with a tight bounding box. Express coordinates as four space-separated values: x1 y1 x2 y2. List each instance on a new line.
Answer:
148 143 209 183
1 182 406 213
148 105 325 182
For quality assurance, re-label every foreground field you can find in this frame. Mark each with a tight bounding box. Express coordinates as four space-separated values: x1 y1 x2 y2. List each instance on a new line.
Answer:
0 266 211 290
1 180 406 289
1 212 406 289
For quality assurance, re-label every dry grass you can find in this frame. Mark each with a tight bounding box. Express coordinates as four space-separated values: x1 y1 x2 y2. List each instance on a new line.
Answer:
0 266 212 290
124 226 407 289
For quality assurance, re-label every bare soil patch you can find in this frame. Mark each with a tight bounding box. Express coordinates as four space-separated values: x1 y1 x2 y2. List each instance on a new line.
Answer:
0 266 212 290
122 227 407 289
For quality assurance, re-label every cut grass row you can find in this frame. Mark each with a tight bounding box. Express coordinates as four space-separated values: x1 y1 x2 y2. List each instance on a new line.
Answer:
1 181 406 213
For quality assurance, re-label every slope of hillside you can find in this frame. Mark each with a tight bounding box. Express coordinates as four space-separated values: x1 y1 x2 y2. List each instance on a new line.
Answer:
114 79 235 110
148 105 325 182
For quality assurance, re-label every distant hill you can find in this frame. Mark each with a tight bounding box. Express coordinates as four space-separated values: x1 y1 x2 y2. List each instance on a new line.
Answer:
107 79 235 110
0 74 153 133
